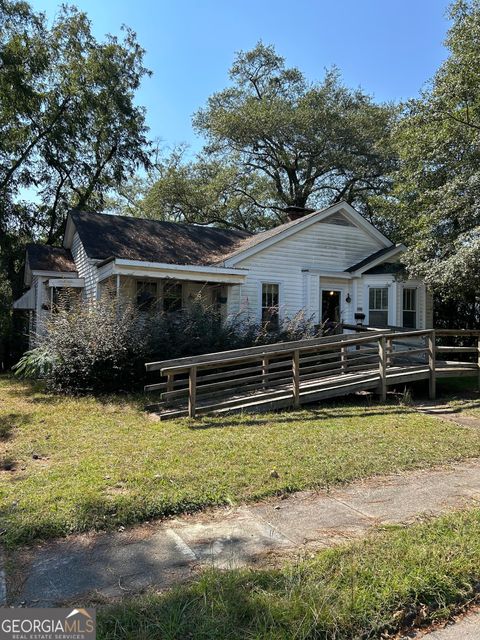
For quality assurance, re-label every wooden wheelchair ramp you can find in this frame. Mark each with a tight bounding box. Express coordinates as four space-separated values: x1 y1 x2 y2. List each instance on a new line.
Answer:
145 328 480 419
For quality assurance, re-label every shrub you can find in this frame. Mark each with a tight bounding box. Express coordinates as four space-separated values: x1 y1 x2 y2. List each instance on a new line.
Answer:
14 292 321 394
142 300 320 360
15 292 146 393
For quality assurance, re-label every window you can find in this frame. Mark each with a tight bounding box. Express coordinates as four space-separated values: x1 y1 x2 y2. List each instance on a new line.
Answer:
136 281 157 311
261 283 280 330
51 286 81 311
163 282 183 313
403 288 417 328
368 287 389 327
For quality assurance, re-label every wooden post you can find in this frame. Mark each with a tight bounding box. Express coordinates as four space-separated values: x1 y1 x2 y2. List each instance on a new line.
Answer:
427 330 436 400
386 337 392 367
115 273 121 318
188 366 197 418
167 373 174 393
476 336 480 392
378 336 387 402
340 344 347 374
292 350 300 409
262 356 269 388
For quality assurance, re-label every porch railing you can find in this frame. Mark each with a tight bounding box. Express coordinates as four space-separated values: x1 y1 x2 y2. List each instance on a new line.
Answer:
145 328 480 418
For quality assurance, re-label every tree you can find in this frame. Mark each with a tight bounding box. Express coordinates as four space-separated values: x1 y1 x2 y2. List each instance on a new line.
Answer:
135 146 278 231
0 0 151 364
392 0 480 301
189 43 396 226
0 0 150 242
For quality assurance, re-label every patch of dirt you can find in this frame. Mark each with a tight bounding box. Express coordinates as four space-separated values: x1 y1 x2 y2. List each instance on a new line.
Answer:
104 485 130 497
4 547 36 602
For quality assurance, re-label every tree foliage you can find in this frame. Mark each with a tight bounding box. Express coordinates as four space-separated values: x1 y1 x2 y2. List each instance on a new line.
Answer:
137 146 278 231
0 0 150 241
392 0 480 298
141 43 396 230
0 0 151 362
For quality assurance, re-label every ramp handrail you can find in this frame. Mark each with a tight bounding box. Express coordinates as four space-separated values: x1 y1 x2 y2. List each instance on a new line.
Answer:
145 329 480 418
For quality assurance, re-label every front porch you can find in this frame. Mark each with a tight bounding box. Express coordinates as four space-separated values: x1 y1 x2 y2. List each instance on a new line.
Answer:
96 257 247 317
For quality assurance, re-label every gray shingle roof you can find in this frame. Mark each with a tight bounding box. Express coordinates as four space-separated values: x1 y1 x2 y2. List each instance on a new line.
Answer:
70 210 251 266
27 244 76 273
67 204 394 269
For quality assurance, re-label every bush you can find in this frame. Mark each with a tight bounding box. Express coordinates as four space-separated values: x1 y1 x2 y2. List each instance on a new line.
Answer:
14 292 321 394
15 293 146 393
144 300 319 359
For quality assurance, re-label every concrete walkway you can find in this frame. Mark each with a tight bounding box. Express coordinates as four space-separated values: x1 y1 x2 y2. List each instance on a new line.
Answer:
416 400 480 429
423 611 480 639
5 458 480 606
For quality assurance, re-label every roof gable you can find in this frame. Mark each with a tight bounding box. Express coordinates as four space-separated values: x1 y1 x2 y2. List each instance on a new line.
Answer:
61 203 393 270
346 244 406 275
319 211 356 227
24 244 76 287
221 202 392 266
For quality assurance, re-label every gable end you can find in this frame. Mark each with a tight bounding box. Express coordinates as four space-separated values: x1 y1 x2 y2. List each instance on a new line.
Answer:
320 211 356 227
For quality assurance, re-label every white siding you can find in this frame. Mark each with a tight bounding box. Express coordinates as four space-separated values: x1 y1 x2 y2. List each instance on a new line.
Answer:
31 275 40 343
31 276 51 343
229 221 382 322
71 231 98 301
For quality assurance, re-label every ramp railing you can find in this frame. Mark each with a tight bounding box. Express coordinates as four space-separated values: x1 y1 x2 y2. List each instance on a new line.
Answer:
145 329 441 418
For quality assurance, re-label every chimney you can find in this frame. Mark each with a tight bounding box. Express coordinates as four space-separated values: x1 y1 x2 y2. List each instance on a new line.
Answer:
284 205 315 222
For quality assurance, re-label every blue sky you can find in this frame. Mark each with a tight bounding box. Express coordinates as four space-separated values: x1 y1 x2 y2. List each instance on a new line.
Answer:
31 0 450 153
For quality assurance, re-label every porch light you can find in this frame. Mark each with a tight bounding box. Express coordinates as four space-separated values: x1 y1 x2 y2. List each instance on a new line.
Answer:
346 293 351 303
329 290 335 296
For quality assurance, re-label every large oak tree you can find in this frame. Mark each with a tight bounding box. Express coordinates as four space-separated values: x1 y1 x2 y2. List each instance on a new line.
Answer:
140 43 396 231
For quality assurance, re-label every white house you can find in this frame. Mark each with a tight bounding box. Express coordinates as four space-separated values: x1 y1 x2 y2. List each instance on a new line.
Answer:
13 201 432 343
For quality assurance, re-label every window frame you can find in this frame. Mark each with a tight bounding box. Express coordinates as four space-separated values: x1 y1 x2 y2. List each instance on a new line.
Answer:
136 280 158 311
368 286 389 328
402 287 417 329
50 285 82 312
162 281 183 314
260 281 282 330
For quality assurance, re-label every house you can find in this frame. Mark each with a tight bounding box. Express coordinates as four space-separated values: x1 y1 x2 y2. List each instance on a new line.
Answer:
13 201 432 344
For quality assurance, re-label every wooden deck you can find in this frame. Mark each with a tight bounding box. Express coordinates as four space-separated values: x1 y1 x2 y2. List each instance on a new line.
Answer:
145 328 480 419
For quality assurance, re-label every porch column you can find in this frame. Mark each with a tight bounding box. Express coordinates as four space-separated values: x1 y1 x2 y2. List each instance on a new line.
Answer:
389 281 398 327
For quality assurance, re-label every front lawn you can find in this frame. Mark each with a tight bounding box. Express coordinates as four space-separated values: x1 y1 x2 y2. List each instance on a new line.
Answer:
2 375 480 546
98 508 480 639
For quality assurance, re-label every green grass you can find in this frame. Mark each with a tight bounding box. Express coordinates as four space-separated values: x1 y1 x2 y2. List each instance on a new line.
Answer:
2 374 480 547
98 508 480 639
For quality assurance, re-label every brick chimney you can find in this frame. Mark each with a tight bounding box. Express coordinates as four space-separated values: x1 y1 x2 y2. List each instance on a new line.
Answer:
284 205 315 222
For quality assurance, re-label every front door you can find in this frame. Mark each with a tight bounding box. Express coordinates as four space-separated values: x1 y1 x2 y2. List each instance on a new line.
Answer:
321 289 342 332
